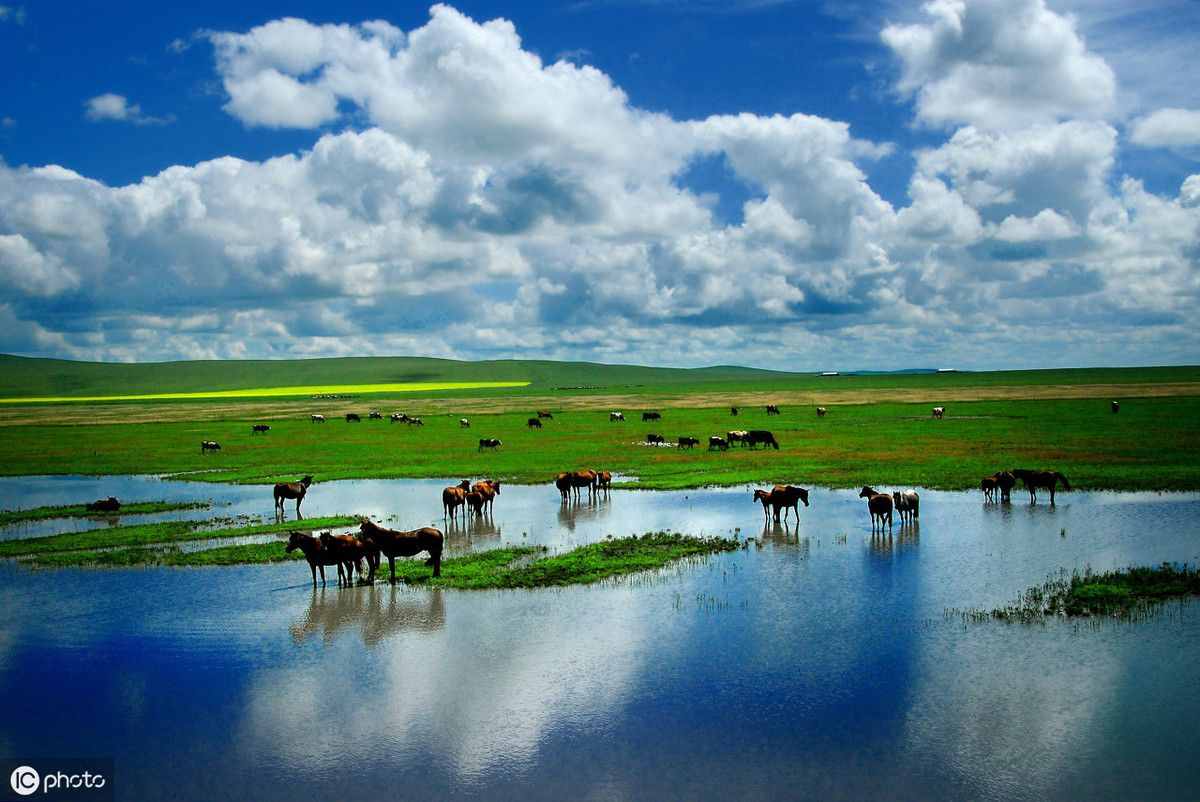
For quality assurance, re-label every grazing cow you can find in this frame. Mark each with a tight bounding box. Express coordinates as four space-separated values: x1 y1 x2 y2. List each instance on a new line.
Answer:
892 490 920 523
537 410 554 419
766 404 781 415
728 430 749 447
319 531 376 585
346 413 361 422
357 517 444 580
642 411 661 421
980 475 999 502
368 410 383 420
610 412 625 422
555 472 573 502
595 471 612 493
460 418 470 428
472 480 501 513
731 406 739 416
390 413 408 423
816 407 827 418
1111 400 1120 414
87 497 121 512
645 433 665 445
678 436 700 449
201 440 221 453
932 407 945 419
285 531 343 587
1012 469 1071 505
746 430 780 450
527 417 543 429
442 480 471 520
310 414 326 423
274 475 313 519
406 416 424 426
478 438 502 451
859 486 893 530
994 470 1016 502
708 436 729 451
252 424 271 434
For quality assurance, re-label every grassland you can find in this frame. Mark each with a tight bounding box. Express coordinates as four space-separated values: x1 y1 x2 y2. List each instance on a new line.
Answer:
0 500 208 525
25 532 744 588
0 355 1197 491
0 381 530 404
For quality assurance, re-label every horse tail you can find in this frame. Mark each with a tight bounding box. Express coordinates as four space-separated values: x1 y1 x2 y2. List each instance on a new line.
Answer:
912 495 919 518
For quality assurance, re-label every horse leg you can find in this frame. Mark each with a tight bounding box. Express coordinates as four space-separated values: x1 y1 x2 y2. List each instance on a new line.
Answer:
319 563 326 587
295 498 303 520
1049 484 1056 505
389 556 397 584
310 562 317 588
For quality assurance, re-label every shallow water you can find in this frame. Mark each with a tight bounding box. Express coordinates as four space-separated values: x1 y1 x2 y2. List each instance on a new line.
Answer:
1 476 1199 800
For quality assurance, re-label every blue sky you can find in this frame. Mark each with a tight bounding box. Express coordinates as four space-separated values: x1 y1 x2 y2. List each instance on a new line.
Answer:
1 0 1198 370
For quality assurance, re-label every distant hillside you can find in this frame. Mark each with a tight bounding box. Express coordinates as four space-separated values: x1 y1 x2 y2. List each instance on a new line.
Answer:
0 354 796 399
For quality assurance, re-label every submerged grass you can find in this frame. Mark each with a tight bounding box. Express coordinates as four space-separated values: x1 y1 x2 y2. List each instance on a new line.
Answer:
26 531 742 588
1 515 357 557
955 563 1200 623
0 500 209 526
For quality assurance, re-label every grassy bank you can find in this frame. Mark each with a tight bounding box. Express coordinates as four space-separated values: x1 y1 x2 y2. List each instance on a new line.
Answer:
0 516 357 557
23 532 743 588
0 395 1197 491
964 564 1200 622
0 501 209 526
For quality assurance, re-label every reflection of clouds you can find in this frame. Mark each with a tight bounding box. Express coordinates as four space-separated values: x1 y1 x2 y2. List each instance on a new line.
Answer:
242 588 650 780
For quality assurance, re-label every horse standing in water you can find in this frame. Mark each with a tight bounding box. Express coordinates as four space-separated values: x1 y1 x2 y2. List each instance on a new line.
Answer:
274 475 313 520
1012 469 1071 505
285 531 342 587
892 490 920 523
859 486 893 530
357 518 444 580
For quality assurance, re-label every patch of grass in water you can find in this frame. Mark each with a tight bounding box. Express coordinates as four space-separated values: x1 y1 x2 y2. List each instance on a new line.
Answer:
3 515 357 558
954 563 1200 623
0 500 210 526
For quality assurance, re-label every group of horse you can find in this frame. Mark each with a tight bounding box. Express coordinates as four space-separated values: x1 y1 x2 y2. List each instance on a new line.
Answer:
753 485 809 523
982 469 1070 504
857 487 920 530
442 479 502 520
554 469 613 502
286 518 444 586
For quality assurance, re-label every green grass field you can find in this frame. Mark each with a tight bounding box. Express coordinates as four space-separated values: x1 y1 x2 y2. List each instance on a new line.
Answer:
0 355 1197 491
0 381 530 404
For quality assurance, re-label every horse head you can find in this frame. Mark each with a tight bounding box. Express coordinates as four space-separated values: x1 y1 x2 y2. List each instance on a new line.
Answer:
797 487 809 507
859 486 877 498
300 475 313 487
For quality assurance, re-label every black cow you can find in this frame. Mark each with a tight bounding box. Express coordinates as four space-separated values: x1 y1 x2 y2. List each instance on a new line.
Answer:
527 418 543 429
678 436 700 449
345 413 361 422
645 433 665 444
478 438 502 451
642 411 661 421
251 424 271 434
746 430 780 450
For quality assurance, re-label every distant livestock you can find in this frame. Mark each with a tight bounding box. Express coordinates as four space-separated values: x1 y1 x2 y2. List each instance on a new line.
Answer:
932 407 945 419
478 438 502 451
346 413 361 423
1012 469 1070 505
816 407 827 418
406 416 424 426
1111 401 1120 414
274 475 313 519
537 410 554 419
892 490 920 523
201 440 221 453
460 418 470 428
745 430 779 450
527 417 543 429
610 412 625 422
678 436 700 449
730 407 739 416
390 413 408 423
310 414 326 423
766 404 781 415
859 486 893 530
645 433 665 445
368 410 382 420
87 497 121 512
727 430 749 446
642 411 661 421
252 424 271 434
708 436 729 451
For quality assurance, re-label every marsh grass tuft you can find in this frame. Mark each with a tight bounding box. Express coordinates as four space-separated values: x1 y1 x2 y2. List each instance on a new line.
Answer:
0 500 210 526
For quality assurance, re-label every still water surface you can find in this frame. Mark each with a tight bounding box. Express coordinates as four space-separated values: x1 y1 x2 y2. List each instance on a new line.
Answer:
1 476 1198 800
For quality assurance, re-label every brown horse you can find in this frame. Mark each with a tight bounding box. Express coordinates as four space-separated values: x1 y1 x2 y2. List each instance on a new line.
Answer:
527 417 543 429
771 485 809 522
442 480 471 520
595 471 612 493
980 476 998 502
555 472 573 502
1012 469 1071 504
319 532 376 585
285 531 343 587
471 480 501 513
567 469 597 501
274 475 313 519
537 410 554 419
892 490 919 523
357 518 444 580
994 470 1016 502
859 486 893 530
753 489 774 521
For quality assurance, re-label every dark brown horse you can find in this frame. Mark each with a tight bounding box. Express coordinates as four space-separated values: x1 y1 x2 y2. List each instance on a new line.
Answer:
537 410 554 419
285 531 343 587
859 486 893 530
892 490 919 523
567 469 597 501
357 518 444 580
1012 469 1071 504
994 470 1016 502
251 424 271 434
555 472 573 502
980 476 998 502
771 485 809 522
442 480 471 520
595 471 612 493
319 531 376 585
274 475 313 519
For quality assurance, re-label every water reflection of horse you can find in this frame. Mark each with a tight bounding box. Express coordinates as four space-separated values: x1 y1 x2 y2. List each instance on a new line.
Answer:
290 585 446 646
557 493 609 531
442 514 501 545
868 522 918 556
